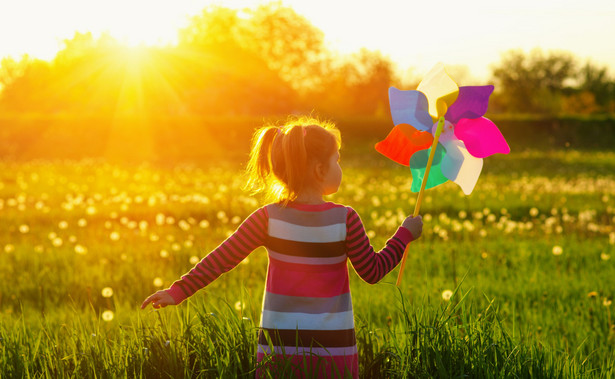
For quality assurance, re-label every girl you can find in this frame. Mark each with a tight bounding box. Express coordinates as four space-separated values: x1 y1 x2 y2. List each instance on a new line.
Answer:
141 118 423 378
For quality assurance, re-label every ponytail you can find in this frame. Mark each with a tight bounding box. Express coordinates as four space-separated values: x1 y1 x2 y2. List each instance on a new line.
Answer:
244 117 341 204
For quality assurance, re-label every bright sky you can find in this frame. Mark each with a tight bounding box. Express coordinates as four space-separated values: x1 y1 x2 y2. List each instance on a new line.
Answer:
1 0 614 81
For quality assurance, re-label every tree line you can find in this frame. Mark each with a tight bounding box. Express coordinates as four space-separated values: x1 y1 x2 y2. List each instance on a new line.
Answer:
0 4 613 117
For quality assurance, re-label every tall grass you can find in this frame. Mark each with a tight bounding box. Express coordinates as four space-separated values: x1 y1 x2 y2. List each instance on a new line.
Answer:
1 148 614 377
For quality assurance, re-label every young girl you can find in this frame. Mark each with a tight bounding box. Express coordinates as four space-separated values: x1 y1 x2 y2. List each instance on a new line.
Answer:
141 118 423 378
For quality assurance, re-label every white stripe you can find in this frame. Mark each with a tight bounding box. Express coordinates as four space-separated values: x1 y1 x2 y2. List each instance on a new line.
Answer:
260 310 354 330
258 344 358 357
269 250 347 265
269 219 346 243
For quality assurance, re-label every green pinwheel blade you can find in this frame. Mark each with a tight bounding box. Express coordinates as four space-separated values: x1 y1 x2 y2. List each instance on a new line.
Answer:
409 143 448 192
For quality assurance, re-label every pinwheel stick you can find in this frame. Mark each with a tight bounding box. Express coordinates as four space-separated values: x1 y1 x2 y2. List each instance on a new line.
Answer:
396 116 445 287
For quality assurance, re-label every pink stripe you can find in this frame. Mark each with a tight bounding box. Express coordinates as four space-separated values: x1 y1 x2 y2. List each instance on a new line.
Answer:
268 255 346 272
286 202 344 212
266 261 349 297
257 352 358 378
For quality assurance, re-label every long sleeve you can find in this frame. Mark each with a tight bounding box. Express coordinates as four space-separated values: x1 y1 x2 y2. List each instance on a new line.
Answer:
345 207 413 284
167 207 268 304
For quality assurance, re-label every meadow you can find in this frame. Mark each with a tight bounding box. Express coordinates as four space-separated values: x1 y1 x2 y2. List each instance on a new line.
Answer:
0 146 614 378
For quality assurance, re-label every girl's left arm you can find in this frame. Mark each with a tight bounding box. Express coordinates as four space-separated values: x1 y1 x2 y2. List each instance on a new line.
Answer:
165 207 268 305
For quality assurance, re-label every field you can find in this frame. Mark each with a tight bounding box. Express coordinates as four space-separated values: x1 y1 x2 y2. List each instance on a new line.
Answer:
1 146 614 378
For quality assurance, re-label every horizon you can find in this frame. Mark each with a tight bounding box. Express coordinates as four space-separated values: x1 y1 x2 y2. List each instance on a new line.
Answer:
1 0 614 83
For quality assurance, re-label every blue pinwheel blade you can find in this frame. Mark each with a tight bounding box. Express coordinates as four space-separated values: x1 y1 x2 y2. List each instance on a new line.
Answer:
388 87 433 131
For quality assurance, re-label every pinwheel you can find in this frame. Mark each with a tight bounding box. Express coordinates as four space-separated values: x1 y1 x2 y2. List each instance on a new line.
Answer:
374 63 510 285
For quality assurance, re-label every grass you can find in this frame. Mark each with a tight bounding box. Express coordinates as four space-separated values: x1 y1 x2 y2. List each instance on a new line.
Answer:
1 147 614 377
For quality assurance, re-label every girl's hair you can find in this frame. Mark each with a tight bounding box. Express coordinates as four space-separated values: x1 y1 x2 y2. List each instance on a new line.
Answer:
245 116 341 203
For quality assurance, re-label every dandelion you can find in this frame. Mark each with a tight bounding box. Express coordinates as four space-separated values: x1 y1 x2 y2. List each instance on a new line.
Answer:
109 231 120 241
139 221 148 231
149 233 159 242
102 310 114 321
183 240 193 248
101 287 114 298
604 298 612 307
481 251 488 259
156 213 165 226
529 207 539 217
442 290 453 301
587 291 598 298
153 277 164 287
4 244 15 253
52 237 63 247
165 216 175 225
189 256 200 265
178 220 191 231
458 210 467 219
171 243 181 252
86 205 97 215
199 220 210 228
160 249 169 258
34 245 44 253
77 218 88 227
601 253 611 261
234 301 245 311
74 245 87 254
552 246 563 256
19 224 30 233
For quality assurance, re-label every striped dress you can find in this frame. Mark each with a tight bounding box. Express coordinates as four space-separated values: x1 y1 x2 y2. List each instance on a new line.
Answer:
166 202 413 378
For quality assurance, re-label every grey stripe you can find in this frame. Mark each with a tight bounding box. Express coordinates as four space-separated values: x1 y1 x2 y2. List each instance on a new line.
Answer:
257 344 358 357
269 249 347 265
263 292 352 314
267 204 348 227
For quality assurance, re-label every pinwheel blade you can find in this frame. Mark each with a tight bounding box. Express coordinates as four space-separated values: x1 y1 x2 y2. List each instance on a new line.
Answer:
441 139 483 195
388 88 433 131
417 63 459 119
409 143 448 192
445 85 494 124
375 123 433 166
455 117 511 158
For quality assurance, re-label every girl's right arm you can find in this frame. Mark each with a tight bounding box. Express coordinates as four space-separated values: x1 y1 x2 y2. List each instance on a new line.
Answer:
345 207 422 284
142 207 268 308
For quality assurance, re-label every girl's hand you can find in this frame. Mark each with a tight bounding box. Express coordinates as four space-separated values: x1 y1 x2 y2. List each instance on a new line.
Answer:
402 215 423 241
141 290 176 309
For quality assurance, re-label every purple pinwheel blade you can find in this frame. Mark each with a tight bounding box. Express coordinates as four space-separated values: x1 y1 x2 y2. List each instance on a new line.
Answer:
445 86 494 124
388 87 433 131
455 117 511 158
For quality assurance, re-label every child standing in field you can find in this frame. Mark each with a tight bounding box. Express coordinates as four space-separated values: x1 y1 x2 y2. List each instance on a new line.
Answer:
141 118 423 378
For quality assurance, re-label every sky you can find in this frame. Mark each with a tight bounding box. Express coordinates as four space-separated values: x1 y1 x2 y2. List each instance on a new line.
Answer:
1 0 614 82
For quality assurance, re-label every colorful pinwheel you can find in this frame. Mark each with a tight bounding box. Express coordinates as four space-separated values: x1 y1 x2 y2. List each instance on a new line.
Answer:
376 63 510 195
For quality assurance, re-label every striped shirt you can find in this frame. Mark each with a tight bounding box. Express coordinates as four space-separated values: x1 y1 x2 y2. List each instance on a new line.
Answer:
167 202 414 378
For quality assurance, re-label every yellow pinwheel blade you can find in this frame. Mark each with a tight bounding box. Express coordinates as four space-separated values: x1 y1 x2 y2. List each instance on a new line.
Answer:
417 63 459 119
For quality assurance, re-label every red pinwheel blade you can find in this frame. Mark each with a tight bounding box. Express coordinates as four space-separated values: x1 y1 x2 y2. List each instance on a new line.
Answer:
375 123 433 166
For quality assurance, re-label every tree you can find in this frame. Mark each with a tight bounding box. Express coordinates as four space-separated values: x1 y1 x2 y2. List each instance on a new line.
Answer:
490 49 577 113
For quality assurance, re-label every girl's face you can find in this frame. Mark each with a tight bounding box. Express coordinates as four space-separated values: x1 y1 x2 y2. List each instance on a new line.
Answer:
322 149 342 196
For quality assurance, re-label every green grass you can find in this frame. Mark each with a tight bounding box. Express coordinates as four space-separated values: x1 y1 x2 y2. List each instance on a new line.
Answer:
1 148 614 377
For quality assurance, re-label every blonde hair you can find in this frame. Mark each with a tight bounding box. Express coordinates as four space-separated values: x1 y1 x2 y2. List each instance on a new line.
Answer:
245 116 341 203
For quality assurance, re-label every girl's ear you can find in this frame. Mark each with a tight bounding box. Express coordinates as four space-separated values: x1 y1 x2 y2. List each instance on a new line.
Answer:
313 161 326 182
